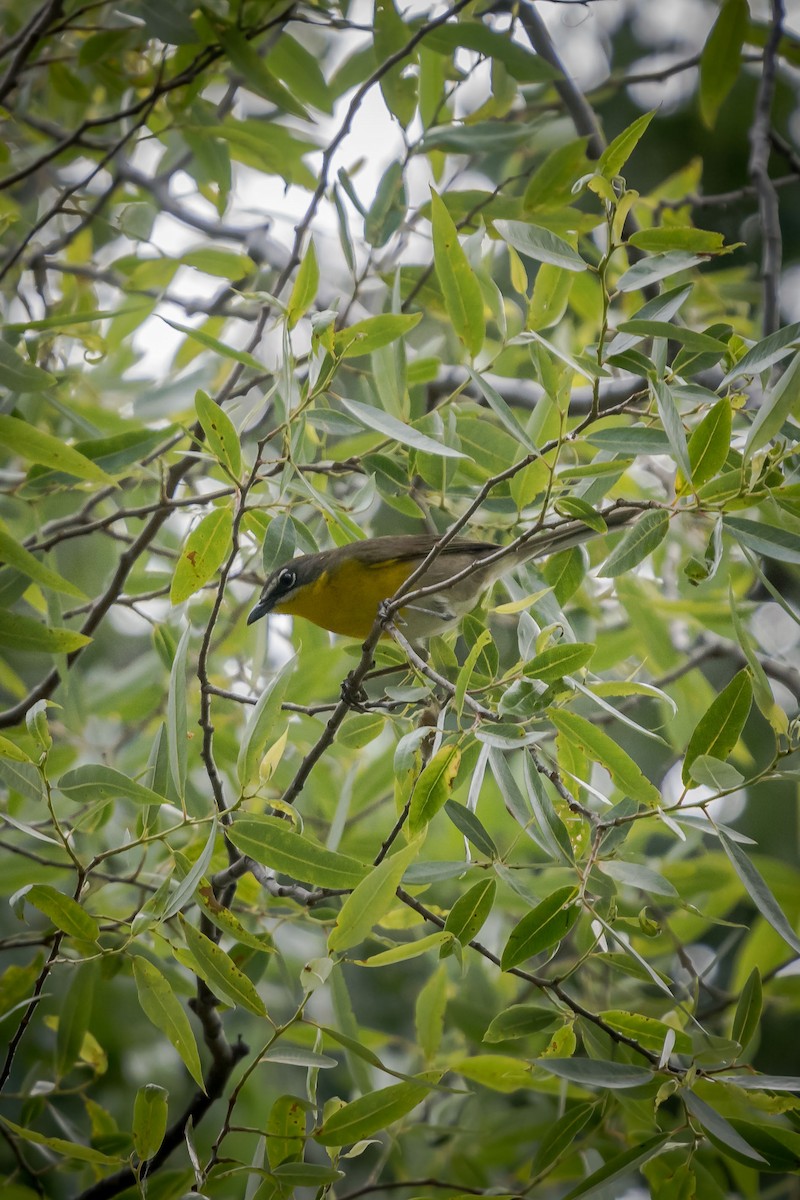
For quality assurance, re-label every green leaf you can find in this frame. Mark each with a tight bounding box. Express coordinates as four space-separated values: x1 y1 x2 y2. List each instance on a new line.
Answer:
444 798 497 858
0 1117 121 1165
651 380 692 481
598 510 669 577
57 764 168 807
718 831 800 955
484 1003 562 1044
553 497 607 533
467 369 537 454
196 888 275 954
688 754 744 790
684 1089 767 1165
443 877 496 946
0 414 115 484
682 669 753 784
160 316 265 370
454 627 494 720
0 341 56 391
315 1078 432 1146
0 612 90 654
522 755 575 866
415 964 448 1061
537 1057 653 1089
616 251 705 292
722 322 800 382
170 506 233 604
365 160 407 249
598 859 678 898
133 957 205 1089
228 814 368 890
261 514 298 574
720 1073 800 1091
687 397 732 486
132 1084 168 1162
339 396 465 458
628 226 726 253
562 1134 670 1200
159 629 187 811
454 1053 533 1092
360 931 454 967
597 110 656 178
236 656 295 788
425 20 556 82
268 32 332 113
408 744 461 837
179 916 267 1016
0 528 86 598
743 352 800 461
586 426 672 455
501 886 580 969
25 884 99 942
328 838 421 953
334 312 420 359
431 188 485 357
523 138 590 211
286 239 320 328
195 390 242 479
266 1094 307 1169
616 320 728 353
56 959 99 1078
531 1101 597 1175
494 219 586 272
180 248 255 277
548 710 662 806
524 642 595 682
732 967 762 1050
699 0 748 127
724 516 800 564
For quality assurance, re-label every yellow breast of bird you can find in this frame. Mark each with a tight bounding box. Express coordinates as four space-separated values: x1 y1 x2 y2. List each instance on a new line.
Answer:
273 557 419 638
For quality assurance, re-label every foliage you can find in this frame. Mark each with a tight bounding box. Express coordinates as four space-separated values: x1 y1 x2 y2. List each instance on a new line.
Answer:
1 2 800 1199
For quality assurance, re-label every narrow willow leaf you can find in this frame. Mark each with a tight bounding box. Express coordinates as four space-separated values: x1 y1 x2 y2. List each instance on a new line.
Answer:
732 967 762 1050
454 627 493 719
727 323 800 384
501 886 579 969
0 1118 121 1165
315 1079 431 1145
443 878 496 946
0 341 56 391
179 916 267 1016
598 859 678 898
408 744 461 837
160 316 264 370
431 188 485 357
328 838 421 953
597 110 656 178
617 251 705 292
133 957 205 1089
538 1057 653 1089
628 227 725 254
228 814 367 890
467 369 537 453
682 669 752 784
484 1003 561 1044
266 1094 307 1169
0 529 86 598
598 510 669 577
684 1089 767 1164
522 755 574 865
562 1134 670 1200
195 390 242 479
167 623 190 801
333 312 421 358
133 1084 169 1162
687 396 731 486
236 656 295 788
415 964 448 1061
616 320 728 353
549 709 662 806
339 396 465 458
532 1101 597 1175
170 506 233 604
494 219 586 272
56 959 99 1078
286 239 320 327
57 764 168 807
444 799 497 858
724 517 800 565
718 831 800 955
25 884 99 942
524 642 595 681
651 379 692 481
159 818 218 924
359 931 453 967
699 0 748 126
0 612 90 654
743 352 800 461
261 514 298 574
454 1053 533 1092
196 886 275 954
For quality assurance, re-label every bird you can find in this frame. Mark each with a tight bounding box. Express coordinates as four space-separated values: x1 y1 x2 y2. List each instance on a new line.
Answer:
247 506 641 641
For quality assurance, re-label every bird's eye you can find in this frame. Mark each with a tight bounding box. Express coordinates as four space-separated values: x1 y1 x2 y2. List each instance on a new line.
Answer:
278 568 296 590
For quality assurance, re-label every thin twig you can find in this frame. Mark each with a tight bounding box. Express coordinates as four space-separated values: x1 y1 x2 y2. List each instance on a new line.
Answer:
748 0 785 336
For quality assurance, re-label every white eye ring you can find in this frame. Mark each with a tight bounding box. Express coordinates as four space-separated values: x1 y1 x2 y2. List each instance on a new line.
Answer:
279 568 296 589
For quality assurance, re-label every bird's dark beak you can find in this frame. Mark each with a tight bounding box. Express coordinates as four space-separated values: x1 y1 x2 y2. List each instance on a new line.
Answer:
247 597 272 626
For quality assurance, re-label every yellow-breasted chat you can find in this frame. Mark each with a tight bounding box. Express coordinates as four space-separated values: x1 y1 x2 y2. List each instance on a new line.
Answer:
247 506 642 641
